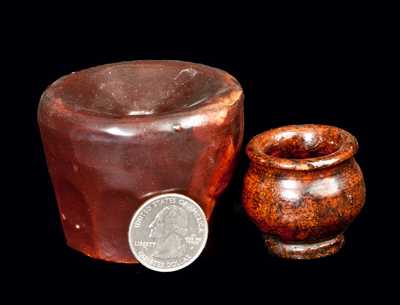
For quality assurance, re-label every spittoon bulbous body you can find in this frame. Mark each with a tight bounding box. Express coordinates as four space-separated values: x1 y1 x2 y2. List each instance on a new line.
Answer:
243 124 365 259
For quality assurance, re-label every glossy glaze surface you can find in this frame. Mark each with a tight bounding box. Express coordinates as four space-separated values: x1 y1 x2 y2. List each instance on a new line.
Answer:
38 60 244 263
243 125 365 259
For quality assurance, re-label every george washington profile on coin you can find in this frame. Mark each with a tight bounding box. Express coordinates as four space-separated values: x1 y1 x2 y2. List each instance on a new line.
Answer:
128 193 208 272
149 205 189 259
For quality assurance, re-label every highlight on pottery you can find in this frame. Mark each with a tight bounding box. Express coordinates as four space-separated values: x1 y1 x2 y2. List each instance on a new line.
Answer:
38 60 244 263
242 124 365 259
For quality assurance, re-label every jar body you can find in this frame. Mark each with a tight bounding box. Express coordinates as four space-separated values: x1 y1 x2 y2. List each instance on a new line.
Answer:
38 61 244 263
243 158 365 259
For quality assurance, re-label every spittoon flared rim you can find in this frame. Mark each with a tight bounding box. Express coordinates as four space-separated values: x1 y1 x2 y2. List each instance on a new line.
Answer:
246 124 358 171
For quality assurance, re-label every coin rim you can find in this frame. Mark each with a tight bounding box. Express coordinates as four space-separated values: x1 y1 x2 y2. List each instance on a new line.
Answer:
128 193 209 272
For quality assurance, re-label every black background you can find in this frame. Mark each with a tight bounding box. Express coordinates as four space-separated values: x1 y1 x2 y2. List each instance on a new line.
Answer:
13 6 396 299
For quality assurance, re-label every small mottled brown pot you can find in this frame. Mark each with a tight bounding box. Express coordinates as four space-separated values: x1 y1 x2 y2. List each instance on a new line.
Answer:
243 125 365 259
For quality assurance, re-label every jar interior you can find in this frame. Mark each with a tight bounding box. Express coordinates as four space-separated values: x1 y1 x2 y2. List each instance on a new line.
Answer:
55 62 230 117
263 129 342 159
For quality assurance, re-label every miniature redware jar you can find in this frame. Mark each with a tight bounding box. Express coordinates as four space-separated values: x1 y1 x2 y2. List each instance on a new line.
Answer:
243 125 365 259
38 60 244 263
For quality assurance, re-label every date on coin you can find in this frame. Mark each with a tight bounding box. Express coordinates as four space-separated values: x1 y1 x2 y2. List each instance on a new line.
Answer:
128 193 208 272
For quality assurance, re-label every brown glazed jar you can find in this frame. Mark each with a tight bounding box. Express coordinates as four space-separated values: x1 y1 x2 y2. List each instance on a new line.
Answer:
38 60 244 263
243 125 365 259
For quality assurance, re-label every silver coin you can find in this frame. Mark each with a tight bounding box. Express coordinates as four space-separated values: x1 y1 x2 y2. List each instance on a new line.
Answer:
128 193 208 272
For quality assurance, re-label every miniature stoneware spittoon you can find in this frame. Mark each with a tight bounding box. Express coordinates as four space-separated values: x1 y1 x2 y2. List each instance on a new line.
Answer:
243 124 365 259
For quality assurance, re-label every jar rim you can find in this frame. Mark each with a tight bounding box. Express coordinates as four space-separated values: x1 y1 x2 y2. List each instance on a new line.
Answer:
39 60 243 123
246 124 358 171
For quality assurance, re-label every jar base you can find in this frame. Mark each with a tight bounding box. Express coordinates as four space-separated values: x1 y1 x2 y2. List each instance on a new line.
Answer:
66 242 139 264
264 234 345 260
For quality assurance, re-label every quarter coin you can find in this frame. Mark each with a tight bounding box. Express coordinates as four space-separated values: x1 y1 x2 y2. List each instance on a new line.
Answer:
128 193 208 272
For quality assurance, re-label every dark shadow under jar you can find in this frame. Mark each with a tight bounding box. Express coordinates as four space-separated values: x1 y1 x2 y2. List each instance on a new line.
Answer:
243 124 366 259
